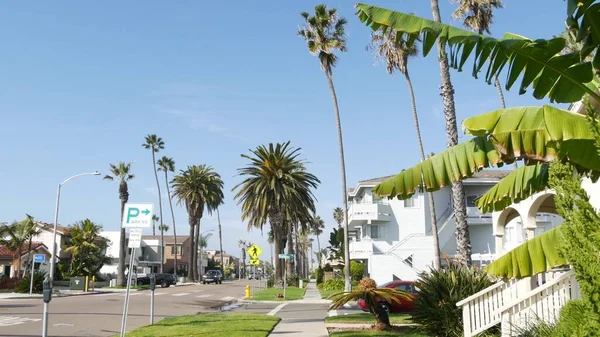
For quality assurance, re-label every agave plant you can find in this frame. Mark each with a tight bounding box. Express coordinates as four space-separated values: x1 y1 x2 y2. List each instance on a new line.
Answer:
328 277 410 330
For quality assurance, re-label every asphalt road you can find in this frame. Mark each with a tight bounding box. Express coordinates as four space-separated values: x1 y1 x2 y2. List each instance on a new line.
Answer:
0 280 259 337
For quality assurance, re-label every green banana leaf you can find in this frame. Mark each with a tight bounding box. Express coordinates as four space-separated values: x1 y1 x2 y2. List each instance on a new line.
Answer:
485 226 568 278
476 163 549 214
354 4 599 103
463 105 600 171
373 136 505 199
566 1 600 70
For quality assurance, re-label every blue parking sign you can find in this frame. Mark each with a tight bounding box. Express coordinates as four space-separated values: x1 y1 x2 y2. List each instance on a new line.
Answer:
33 254 45 263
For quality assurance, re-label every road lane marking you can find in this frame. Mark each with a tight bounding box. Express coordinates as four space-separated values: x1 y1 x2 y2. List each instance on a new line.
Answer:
220 296 235 301
267 303 288 316
53 323 74 327
171 293 190 297
0 316 41 327
328 310 338 317
196 294 212 298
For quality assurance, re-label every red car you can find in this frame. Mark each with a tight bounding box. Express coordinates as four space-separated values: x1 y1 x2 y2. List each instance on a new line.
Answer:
357 280 420 314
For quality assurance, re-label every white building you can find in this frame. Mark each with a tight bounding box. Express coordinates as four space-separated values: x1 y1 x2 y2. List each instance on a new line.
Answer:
99 231 162 276
347 171 562 285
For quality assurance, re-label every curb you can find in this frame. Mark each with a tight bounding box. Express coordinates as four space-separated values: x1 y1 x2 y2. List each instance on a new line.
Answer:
325 323 419 329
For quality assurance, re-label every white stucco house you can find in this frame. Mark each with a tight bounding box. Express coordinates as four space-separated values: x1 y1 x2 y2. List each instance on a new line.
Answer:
346 171 563 285
99 231 162 277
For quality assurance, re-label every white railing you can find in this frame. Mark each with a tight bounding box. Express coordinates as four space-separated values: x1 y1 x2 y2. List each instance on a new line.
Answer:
387 233 427 253
348 203 391 223
457 269 579 337
500 270 580 336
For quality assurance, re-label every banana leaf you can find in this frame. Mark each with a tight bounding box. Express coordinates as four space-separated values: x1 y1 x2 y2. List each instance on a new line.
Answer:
566 1 600 70
355 4 599 103
485 226 568 278
476 164 549 214
373 136 504 199
463 105 600 171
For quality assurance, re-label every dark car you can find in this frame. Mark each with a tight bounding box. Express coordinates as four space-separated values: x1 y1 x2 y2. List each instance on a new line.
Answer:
136 273 177 288
202 270 223 284
357 280 420 314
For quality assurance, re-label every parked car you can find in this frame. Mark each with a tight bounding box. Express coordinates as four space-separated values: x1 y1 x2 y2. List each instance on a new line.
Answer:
202 270 223 284
248 272 261 280
136 273 177 288
357 280 420 314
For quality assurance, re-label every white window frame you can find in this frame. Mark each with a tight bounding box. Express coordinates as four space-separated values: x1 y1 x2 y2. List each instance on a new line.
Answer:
404 195 419 208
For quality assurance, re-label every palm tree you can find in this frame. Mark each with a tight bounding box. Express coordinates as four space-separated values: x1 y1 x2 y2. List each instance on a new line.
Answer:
64 219 110 277
428 0 472 266
157 156 178 275
158 224 169 232
104 162 134 286
333 207 343 228
238 239 247 279
171 165 224 282
298 4 352 291
0 220 30 277
143 134 165 272
232 142 319 284
310 215 325 266
217 208 225 280
367 30 441 269
198 232 213 276
152 215 160 233
21 214 43 276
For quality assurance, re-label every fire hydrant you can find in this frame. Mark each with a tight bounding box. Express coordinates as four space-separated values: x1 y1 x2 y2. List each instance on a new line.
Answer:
245 285 251 298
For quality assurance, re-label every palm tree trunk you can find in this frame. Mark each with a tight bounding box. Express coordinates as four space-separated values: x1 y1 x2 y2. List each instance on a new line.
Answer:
194 220 201 282
118 199 127 286
187 214 195 281
273 229 283 284
17 249 22 278
325 70 352 291
294 224 301 275
316 235 321 267
430 0 471 266
164 172 178 276
217 209 225 280
405 71 441 270
286 229 294 277
151 152 165 273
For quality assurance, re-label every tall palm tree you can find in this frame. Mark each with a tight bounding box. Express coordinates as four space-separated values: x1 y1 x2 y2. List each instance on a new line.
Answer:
217 208 225 279
143 134 165 272
310 215 325 266
238 239 247 279
104 161 134 286
171 165 224 282
298 4 351 291
429 0 472 266
157 156 178 275
158 224 169 232
21 214 43 276
368 30 441 270
333 207 343 228
232 142 320 284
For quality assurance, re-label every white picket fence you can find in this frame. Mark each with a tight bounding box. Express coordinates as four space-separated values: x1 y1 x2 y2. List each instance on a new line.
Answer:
457 268 580 337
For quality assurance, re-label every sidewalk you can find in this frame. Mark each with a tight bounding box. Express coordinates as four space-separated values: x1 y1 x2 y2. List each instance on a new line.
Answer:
268 281 329 336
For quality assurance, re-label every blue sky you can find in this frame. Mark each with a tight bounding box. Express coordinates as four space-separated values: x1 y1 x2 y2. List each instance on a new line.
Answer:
0 1 569 260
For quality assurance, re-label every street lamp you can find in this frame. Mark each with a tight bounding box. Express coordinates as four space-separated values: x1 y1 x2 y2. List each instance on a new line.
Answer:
43 171 100 337
198 229 215 279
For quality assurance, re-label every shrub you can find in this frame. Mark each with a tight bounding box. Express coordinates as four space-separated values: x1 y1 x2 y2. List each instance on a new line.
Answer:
512 315 556 337
316 267 324 284
350 261 364 282
286 273 300 287
359 277 376 290
318 278 345 291
412 261 495 337
267 277 274 288
0 277 18 290
552 300 600 337
323 263 333 272
15 270 47 294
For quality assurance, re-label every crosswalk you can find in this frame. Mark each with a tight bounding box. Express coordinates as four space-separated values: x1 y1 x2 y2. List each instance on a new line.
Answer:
95 291 236 302
0 316 41 327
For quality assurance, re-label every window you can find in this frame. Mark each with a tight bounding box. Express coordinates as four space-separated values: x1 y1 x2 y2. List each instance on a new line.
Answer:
171 245 183 255
466 195 478 207
404 197 415 208
403 255 414 268
394 284 412 292
370 226 379 239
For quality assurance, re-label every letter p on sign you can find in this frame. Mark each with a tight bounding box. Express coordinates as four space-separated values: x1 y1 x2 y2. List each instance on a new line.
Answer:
122 203 153 228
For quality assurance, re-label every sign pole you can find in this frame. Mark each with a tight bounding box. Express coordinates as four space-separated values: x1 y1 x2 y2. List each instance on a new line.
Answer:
120 247 136 337
29 258 35 295
284 259 287 300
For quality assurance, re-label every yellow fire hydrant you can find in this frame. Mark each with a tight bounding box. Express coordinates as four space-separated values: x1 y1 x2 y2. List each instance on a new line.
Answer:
245 285 251 298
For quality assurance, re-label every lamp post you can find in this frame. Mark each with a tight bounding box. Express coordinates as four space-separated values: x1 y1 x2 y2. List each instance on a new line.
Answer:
42 171 100 337
198 229 215 279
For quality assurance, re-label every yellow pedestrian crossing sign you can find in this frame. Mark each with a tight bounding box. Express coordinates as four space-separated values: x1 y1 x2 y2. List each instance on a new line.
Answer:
249 259 260 266
248 244 263 259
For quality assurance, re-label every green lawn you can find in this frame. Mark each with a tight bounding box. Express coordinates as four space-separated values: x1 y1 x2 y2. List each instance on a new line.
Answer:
122 313 280 337
329 326 427 337
319 288 342 299
252 287 305 301
326 313 412 325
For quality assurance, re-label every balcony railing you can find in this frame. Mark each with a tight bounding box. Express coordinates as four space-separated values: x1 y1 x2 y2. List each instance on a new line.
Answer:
348 203 391 223
349 240 374 257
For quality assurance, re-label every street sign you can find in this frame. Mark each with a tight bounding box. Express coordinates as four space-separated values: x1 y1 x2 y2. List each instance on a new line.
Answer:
278 254 294 259
128 228 143 248
33 254 46 263
248 244 263 259
249 258 260 266
122 203 153 228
